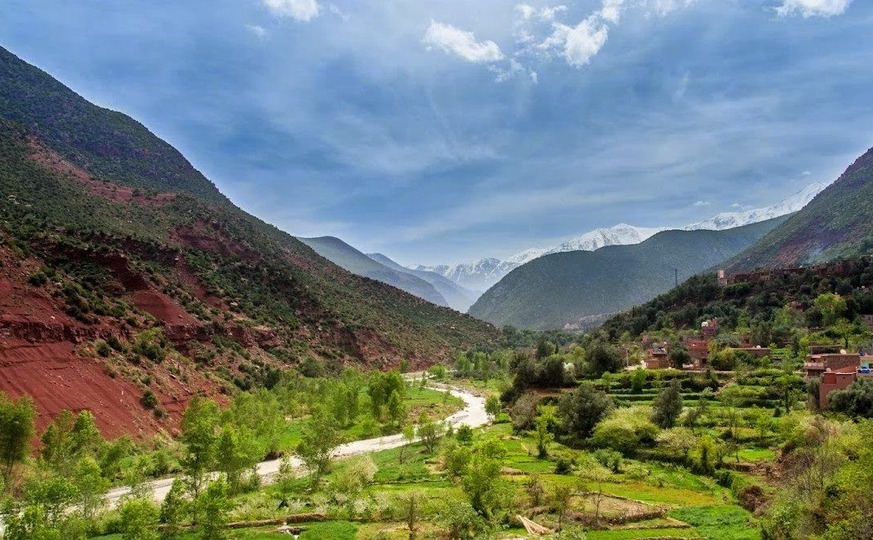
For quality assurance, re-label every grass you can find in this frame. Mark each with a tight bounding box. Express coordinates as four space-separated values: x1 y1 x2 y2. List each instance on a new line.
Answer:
588 529 702 539
669 505 760 540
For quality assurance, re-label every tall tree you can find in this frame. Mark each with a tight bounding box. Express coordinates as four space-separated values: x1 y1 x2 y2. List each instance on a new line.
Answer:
0 392 35 485
652 379 684 429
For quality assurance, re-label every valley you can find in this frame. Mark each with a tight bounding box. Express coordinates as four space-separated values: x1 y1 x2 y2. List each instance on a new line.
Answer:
1 9 873 540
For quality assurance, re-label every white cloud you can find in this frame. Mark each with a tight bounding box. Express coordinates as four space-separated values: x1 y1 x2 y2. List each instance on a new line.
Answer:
541 5 569 21
516 4 536 20
423 21 504 63
600 0 625 24
262 0 320 22
539 16 610 67
692 200 711 207
802 170 812 176
535 0 625 68
246 24 267 39
775 0 852 18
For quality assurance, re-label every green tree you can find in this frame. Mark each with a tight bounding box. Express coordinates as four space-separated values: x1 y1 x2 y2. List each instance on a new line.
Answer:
0 391 35 486
591 407 660 455
215 425 261 494
119 496 160 540
180 398 220 499
159 478 189 539
196 477 232 540
296 408 344 483
651 379 683 428
558 384 613 441
550 482 576 531
416 413 444 454
535 406 556 459
815 292 847 326
668 344 692 369
587 342 623 377
460 439 506 518
485 395 501 420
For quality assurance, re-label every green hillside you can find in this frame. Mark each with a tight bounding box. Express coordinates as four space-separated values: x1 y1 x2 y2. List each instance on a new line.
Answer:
298 236 449 307
469 218 786 330
367 252 479 312
726 146 873 271
0 45 497 377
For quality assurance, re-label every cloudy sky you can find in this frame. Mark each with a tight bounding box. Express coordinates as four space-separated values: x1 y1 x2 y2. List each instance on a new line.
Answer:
1 0 871 265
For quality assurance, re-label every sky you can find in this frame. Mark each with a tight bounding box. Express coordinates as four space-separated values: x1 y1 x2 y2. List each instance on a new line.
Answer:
1 0 871 265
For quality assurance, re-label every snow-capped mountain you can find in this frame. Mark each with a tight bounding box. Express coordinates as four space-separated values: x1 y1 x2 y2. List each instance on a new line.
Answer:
413 258 520 293
683 182 827 231
414 182 827 299
509 224 667 265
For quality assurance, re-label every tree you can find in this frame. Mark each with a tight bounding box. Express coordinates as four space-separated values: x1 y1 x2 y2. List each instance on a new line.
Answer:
437 499 483 540
815 292 847 326
399 423 416 464
656 427 697 464
587 342 623 377
591 407 659 455
652 379 683 429
399 492 422 540
296 409 344 483
510 392 540 432
0 392 35 486
829 378 873 418
485 396 501 420
558 384 613 441
579 467 610 524
387 389 407 426
668 344 691 369
416 413 444 454
442 440 472 480
180 398 220 503
535 407 556 459
215 425 261 494
118 496 160 540
550 482 576 531
159 478 189 539
328 456 376 514
196 477 232 540
460 439 506 517
41 410 102 470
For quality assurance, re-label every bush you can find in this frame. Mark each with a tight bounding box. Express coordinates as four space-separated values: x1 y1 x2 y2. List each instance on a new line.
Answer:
591 406 660 455
140 390 158 410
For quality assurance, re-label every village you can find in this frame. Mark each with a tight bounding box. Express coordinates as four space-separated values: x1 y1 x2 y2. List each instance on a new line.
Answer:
641 315 873 409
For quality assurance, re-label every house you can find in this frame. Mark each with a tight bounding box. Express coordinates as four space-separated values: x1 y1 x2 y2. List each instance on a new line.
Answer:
818 366 873 408
645 343 670 370
804 353 861 377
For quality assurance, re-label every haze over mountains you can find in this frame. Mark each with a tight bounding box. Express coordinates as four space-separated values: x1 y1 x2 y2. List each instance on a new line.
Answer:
413 183 828 294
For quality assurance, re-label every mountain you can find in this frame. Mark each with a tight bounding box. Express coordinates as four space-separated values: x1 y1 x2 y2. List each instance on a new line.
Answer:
725 148 873 271
683 183 827 231
367 253 479 312
298 236 448 307
417 185 823 293
413 258 521 293
468 217 787 330
0 46 497 437
509 224 667 265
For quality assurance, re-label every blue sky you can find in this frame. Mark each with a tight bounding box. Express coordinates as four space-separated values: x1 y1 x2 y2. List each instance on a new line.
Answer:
1 0 871 265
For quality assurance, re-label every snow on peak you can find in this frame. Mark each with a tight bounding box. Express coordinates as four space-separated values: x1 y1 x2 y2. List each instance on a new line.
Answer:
683 182 827 231
507 223 665 264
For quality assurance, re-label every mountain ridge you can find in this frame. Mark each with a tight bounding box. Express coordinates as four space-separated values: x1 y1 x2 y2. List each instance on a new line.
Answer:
413 182 827 293
468 217 788 330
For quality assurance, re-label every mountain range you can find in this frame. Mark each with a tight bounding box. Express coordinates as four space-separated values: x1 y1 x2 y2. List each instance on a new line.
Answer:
468 217 788 330
0 45 497 436
415 183 828 293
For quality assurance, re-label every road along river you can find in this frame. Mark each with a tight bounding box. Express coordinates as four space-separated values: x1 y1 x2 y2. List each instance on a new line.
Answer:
103 383 488 507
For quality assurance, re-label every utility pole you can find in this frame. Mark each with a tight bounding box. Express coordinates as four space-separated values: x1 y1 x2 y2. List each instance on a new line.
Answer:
674 268 678 287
